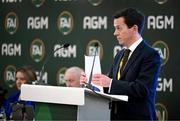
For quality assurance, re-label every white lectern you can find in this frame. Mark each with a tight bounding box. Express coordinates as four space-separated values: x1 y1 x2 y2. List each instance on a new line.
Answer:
21 84 128 120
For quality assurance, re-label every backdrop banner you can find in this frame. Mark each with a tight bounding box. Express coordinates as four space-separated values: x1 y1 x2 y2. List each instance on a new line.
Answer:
0 0 179 120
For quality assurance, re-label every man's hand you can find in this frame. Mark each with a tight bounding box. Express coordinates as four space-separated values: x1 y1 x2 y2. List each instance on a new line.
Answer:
92 74 111 87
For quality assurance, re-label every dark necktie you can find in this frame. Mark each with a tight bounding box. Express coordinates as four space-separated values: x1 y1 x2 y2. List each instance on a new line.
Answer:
117 49 131 80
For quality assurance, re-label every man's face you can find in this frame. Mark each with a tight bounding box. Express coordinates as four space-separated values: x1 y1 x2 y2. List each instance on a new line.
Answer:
113 17 133 47
64 72 80 87
16 71 27 90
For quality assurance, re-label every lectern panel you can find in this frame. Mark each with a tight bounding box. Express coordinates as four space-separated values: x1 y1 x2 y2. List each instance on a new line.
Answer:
35 103 77 120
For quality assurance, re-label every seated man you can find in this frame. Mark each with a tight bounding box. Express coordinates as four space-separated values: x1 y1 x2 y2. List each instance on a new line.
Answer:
64 66 83 87
64 66 100 92
3 65 37 120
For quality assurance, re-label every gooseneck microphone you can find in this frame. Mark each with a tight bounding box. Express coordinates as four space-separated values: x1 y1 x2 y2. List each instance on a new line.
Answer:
36 43 70 85
86 42 99 91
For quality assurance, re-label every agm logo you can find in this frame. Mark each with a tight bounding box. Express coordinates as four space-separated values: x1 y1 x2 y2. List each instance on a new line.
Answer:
5 12 19 35
36 71 48 84
147 15 174 29
30 38 45 62
2 0 22 3
54 44 76 58
4 65 16 88
56 67 67 86
153 40 169 66
88 0 103 6
32 0 45 7
1 43 21 56
57 11 74 35
27 16 49 29
86 39 103 60
83 16 107 29
156 103 168 121
157 77 173 92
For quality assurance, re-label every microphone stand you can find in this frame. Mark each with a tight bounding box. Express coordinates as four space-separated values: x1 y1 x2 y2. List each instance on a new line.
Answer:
86 43 98 91
21 102 26 121
35 43 70 85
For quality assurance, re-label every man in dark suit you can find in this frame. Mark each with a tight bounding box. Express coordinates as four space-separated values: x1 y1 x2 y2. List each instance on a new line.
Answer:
80 8 161 120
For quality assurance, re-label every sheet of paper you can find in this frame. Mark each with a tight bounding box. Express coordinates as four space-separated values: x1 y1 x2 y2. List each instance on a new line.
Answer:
85 55 103 92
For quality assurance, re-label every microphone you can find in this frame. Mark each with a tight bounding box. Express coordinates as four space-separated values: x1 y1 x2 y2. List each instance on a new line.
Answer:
54 43 70 52
86 42 100 91
35 43 70 85
11 101 34 120
11 102 24 120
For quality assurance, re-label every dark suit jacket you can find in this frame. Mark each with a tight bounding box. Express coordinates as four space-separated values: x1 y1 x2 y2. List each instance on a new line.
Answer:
108 40 161 120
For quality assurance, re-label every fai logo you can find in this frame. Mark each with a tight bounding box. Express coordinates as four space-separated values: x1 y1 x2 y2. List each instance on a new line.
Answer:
156 103 168 121
5 12 19 35
88 0 103 6
30 38 45 62
4 65 16 88
32 0 45 7
57 11 74 35
86 39 103 60
153 40 169 66
56 67 67 86
154 0 168 4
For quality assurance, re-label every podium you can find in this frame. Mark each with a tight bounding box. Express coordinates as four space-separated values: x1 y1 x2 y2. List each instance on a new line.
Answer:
21 84 128 120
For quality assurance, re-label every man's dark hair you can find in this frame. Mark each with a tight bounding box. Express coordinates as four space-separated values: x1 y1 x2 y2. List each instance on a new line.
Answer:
113 8 145 34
